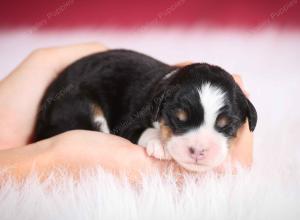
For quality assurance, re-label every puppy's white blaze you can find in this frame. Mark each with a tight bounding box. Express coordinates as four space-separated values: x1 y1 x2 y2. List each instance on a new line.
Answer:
94 116 110 133
198 83 226 129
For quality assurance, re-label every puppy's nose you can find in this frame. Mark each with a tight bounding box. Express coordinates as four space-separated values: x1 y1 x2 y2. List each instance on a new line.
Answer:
188 147 207 160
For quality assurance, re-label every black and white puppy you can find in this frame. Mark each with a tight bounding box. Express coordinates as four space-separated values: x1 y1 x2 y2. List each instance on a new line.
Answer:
34 49 257 172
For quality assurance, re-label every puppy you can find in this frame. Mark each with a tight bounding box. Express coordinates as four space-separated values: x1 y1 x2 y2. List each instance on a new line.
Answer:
34 49 257 172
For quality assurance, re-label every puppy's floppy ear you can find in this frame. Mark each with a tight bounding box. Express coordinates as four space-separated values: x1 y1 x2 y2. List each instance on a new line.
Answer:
151 83 178 121
152 91 166 121
245 97 257 131
235 86 257 131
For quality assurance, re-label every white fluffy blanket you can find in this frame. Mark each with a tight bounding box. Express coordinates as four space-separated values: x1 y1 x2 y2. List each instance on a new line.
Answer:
0 28 299 220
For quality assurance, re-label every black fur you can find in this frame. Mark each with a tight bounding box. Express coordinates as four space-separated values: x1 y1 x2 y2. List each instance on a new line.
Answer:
33 49 257 143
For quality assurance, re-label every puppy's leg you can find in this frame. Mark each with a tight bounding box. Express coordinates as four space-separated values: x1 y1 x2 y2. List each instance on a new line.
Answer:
94 115 110 133
91 103 110 133
138 128 171 160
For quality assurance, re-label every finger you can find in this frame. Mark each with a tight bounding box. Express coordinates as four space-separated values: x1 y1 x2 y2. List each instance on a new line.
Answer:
232 74 250 97
228 120 253 167
175 61 193 67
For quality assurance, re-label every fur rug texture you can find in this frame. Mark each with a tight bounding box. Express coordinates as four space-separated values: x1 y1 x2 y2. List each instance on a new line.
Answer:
0 28 300 220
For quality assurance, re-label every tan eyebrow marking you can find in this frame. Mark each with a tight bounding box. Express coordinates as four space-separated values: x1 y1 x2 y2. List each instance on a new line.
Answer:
175 108 188 122
91 102 104 117
216 115 229 128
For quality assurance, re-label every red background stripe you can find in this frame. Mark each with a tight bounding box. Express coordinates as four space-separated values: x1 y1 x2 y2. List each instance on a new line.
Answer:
0 0 299 29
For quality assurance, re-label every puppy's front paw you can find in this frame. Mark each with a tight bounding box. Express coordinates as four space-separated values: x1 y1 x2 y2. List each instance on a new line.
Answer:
138 128 171 160
146 140 172 160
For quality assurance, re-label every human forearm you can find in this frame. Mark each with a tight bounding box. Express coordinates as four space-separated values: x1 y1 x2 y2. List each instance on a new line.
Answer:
48 131 170 180
0 43 108 148
0 131 169 183
0 140 54 181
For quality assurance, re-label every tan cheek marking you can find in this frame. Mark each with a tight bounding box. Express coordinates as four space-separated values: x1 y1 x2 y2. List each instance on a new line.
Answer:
176 109 188 121
160 120 173 144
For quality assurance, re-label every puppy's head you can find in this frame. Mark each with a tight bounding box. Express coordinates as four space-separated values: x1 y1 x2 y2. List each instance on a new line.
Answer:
154 64 257 172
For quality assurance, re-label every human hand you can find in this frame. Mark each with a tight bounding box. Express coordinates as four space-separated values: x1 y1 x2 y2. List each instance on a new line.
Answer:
0 46 254 183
